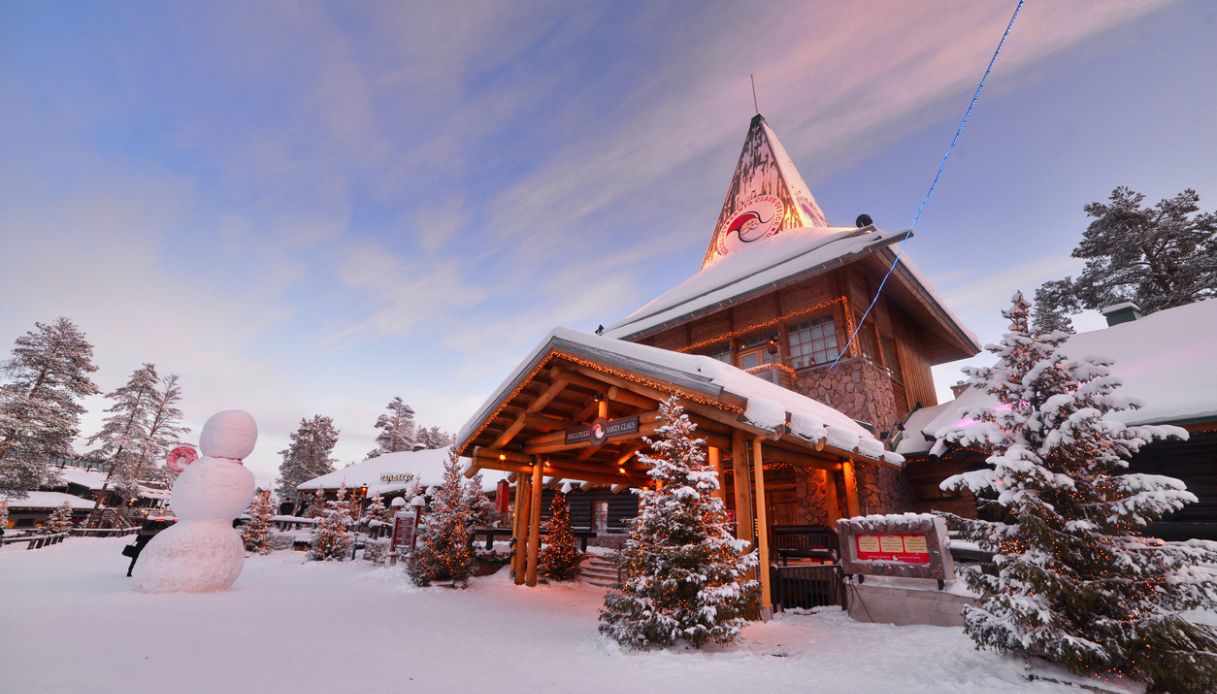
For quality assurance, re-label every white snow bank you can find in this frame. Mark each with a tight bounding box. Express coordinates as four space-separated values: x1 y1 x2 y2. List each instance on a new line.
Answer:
2 491 96 509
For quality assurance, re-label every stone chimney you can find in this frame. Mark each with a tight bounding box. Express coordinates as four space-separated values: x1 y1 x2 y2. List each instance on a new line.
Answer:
1100 302 1143 327
949 381 970 399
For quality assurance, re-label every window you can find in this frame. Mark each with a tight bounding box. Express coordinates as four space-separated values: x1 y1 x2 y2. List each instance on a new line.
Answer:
788 315 838 368
736 333 781 383
697 343 731 363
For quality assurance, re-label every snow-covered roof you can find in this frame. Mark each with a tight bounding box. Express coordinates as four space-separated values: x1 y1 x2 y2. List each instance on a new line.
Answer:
3 491 97 510
458 327 902 466
297 448 509 496
606 226 904 339
49 466 169 500
897 299 1217 456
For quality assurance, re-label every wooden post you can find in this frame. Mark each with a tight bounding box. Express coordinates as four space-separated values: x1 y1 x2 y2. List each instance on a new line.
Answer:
820 468 841 524
752 436 772 618
731 430 754 544
597 397 608 419
708 446 725 501
525 458 544 586
512 478 529 585
842 461 861 518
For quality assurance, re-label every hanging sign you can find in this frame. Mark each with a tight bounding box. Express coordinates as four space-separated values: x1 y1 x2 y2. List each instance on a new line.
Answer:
495 479 510 514
563 415 640 446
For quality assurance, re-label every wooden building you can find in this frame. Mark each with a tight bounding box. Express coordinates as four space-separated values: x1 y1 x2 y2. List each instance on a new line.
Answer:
896 299 1217 540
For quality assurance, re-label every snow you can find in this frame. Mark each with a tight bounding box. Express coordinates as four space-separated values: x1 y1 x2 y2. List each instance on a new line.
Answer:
135 518 246 593
49 465 169 500
1 490 97 509
298 447 509 497
0 538 1089 693
604 227 904 339
899 299 1217 455
457 327 902 466
199 409 257 460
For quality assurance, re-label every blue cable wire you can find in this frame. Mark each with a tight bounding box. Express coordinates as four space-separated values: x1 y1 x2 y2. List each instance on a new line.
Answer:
829 0 1025 370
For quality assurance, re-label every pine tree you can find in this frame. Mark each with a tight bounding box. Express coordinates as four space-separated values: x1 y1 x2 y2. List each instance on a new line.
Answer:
0 318 99 496
243 490 274 554
309 484 352 561
415 426 453 449
461 473 493 529
141 373 190 486
1036 186 1217 320
47 501 74 534
408 449 474 587
304 487 327 518
367 396 415 459
599 397 758 649
87 363 161 501
362 494 392 527
275 415 340 503
539 491 581 581
937 293 1217 693
1031 284 1074 336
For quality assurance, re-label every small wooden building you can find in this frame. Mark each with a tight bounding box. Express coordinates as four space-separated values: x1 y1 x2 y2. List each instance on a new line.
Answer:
456 328 902 613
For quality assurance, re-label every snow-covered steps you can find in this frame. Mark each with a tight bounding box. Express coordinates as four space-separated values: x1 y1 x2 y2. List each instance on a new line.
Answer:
580 556 619 588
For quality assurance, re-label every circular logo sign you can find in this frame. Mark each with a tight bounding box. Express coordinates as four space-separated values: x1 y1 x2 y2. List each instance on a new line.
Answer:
715 195 784 257
590 417 609 446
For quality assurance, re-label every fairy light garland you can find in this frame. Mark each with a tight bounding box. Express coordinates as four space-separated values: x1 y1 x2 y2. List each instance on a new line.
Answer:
675 297 847 354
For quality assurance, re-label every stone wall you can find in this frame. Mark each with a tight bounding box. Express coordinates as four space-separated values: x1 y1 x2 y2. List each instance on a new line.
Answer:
795 355 912 515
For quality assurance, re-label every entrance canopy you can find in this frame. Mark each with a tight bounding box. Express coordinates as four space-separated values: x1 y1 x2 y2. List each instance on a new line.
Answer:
456 328 902 487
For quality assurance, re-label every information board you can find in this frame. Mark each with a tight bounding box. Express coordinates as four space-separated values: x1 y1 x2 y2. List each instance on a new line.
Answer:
837 514 954 586
390 511 418 552
854 533 932 564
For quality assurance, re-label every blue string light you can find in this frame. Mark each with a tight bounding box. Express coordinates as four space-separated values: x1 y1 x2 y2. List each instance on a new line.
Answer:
829 0 1025 370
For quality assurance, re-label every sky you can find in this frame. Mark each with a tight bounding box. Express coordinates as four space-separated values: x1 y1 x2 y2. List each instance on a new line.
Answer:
2 1 1215 488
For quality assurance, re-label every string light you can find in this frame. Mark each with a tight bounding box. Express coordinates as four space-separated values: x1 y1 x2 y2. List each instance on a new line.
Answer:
675 297 847 354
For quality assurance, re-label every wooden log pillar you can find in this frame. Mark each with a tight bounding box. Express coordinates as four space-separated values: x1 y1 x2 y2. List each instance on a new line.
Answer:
730 430 754 544
708 446 725 501
597 397 608 419
842 461 861 518
751 436 773 618
511 476 529 585
820 468 841 524
525 458 544 586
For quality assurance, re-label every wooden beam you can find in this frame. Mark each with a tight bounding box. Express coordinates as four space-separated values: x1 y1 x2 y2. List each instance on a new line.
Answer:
597 397 608 419
471 456 644 487
606 386 656 411
491 415 530 450
752 438 772 617
521 410 661 455
821 468 841 524
708 446 725 501
610 484 631 494
526 458 544 586
731 429 754 545
512 479 529 584
524 413 568 431
573 445 599 462
842 461 861 518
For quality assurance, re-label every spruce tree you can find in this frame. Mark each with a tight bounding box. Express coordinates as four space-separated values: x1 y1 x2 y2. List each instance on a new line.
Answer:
938 292 1217 693
309 484 352 561
243 490 274 554
88 363 162 501
0 318 99 496
275 415 340 503
461 473 493 529
408 449 474 587
367 396 415 459
304 487 327 518
539 491 580 581
47 501 74 534
1036 186 1217 319
362 494 392 527
599 396 758 649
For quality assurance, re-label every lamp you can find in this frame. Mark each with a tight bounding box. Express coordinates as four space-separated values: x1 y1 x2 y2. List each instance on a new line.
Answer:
766 336 780 355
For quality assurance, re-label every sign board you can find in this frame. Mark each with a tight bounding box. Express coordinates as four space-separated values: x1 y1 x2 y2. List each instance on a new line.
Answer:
563 415 639 446
837 514 953 586
390 511 418 552
379 473 413 483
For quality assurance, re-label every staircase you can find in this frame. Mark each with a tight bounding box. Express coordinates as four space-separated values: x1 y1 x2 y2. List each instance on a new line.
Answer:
580 555 619 588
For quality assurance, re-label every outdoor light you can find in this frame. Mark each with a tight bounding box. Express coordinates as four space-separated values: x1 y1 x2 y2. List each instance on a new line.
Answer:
766 336 780 355
499 453 507 461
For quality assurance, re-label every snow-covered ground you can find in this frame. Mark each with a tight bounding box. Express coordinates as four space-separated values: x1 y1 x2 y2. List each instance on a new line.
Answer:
0 538 1080 694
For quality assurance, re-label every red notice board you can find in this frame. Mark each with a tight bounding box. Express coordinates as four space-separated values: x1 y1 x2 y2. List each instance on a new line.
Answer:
854 533 931 564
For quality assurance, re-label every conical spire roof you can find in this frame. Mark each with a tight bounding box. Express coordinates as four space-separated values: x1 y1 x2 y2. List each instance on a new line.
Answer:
701 114 830 269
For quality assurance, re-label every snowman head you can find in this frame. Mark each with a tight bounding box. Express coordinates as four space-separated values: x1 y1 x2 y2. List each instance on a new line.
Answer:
200 410 258 461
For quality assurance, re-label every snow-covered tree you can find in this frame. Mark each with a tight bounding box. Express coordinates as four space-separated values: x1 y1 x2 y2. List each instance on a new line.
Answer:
310 484 352 561
1036 186 1217 320
1031 284 1074 336
0 318 99 496
362 494 394 527
304 487 327 518
600 396 757 649
275 415 339 503
243 490 274 554
47 501 74 533
539 491 580 581
406 478 427 508
367 396 415 459
408 449 474 587
415 426 453 450
87 363 161 501
0 499 8 531
140 373 190 485
461 473 493 529
937 292 1217 692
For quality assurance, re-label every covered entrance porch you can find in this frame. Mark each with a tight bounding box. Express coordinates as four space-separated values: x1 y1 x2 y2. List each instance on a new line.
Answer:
455 328 904 615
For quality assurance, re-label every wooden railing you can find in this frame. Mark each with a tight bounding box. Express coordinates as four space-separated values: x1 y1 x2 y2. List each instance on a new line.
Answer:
1 531 70 550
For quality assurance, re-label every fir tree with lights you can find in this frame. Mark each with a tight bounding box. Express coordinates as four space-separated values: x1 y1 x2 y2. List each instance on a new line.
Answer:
47 500 74 534
937 292 1217 693
309 484 352 561
304 487 326 518
539 490 581 581
599 396 757 649
363 494 392 526
243 490 274 554
461 473 493 529
408 449 474 587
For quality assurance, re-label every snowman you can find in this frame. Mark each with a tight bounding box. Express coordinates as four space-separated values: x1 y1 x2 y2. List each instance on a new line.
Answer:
136 410 258 593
